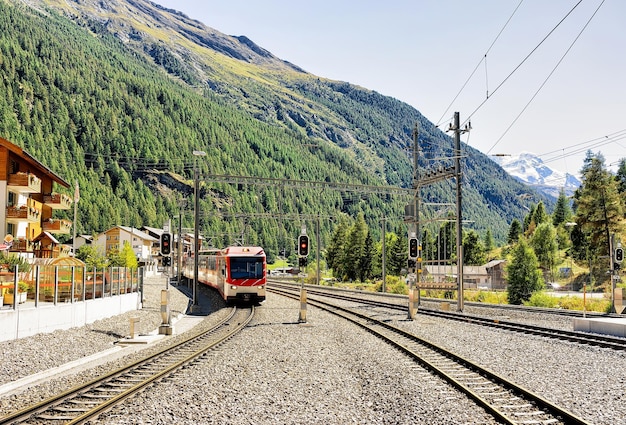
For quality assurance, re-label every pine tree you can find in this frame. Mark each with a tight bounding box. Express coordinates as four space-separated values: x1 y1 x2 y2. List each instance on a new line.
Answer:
507 219 522 245
358 231 374 281
344 214 367 281
552 189 572 227
573 153 624 269
463 230 486 265
506 238 543 305
616 158 626 216
483 229 494 253
388 230 406 275
326 217 350 280
530 222 558 282
533 201 548 226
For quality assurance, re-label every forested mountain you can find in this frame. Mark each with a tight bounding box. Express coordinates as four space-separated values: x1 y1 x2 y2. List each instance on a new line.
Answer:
0 0 547 256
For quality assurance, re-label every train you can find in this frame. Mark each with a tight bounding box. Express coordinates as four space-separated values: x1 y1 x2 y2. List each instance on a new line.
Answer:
181 246 266 304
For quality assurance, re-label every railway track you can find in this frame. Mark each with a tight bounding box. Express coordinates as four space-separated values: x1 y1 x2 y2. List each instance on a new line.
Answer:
0 306 254 425
270 286 591 425
270 282 626 351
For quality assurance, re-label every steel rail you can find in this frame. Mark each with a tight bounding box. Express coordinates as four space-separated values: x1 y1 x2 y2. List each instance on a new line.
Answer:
270 287 591 425
0 306 254 425
270 282 626 350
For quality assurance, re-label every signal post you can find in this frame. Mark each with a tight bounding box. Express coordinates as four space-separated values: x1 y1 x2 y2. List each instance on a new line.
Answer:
407 232 421 320
159 225 173 335
297 232 309 323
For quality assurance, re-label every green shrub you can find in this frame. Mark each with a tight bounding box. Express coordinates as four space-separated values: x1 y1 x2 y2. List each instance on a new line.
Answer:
524 292 559 308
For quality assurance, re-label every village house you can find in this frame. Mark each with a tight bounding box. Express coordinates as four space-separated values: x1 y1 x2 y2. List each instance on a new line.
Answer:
93 226 157 265
0 136 72 260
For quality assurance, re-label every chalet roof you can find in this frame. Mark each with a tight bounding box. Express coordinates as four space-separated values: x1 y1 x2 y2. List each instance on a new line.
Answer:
0 136 70 188
484 259 506 269
116 226 158 242
33 231 60 244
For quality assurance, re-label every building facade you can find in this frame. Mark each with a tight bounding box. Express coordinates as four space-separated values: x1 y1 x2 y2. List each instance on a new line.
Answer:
0 137 72 259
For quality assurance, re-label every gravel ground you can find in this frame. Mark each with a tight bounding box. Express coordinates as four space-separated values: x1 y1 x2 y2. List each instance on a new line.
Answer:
0 280 625 424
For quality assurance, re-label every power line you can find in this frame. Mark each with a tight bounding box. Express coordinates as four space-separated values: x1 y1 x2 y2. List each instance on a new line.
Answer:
463 0 584 126
435 0 525 128
485 0 606 155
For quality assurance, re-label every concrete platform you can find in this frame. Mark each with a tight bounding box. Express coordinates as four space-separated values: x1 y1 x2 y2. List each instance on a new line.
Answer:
573 317 626 338
0 313 205 398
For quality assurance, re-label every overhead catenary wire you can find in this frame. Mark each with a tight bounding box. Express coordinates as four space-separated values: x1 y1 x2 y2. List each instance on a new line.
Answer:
435 0 525 128
485 0 606 155
462 0 584 127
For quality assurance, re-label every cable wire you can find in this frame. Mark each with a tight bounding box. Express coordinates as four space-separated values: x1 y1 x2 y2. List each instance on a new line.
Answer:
485 0 606 155
435 0 524 128
462 0 583 127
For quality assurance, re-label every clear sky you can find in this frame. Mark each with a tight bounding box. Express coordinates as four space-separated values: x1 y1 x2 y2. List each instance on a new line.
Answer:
154 0 625 176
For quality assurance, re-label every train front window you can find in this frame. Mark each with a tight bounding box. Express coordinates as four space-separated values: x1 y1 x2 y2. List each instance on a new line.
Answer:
229 257 264 279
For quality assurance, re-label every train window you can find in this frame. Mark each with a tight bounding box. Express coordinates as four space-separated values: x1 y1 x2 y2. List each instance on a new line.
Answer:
229 257 264 279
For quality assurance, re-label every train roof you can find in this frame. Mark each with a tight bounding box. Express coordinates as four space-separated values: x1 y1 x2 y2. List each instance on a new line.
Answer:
222 246 265 256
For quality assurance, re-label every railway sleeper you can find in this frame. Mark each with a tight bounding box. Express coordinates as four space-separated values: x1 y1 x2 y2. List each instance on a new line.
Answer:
499 403 534 409
37 414 77 420
81 393 115 398
69 399 102 405
51 406 91 412
106 382 137 388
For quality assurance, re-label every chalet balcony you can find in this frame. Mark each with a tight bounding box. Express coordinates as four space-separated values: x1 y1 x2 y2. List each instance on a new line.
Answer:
10 238 31 252
44 193 72 210
42 218 72 234
6 204 41 223
7 172 42 194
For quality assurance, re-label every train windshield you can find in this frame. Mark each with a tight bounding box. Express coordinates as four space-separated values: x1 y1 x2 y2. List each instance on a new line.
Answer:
229 257 264 279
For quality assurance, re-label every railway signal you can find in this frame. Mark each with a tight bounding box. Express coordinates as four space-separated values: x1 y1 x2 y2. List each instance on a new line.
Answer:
615 247 623 263
409 237 419 259
160 232 172 256
298 235 309 257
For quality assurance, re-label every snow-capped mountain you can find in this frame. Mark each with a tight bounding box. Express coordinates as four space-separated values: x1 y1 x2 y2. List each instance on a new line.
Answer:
491 152 581 199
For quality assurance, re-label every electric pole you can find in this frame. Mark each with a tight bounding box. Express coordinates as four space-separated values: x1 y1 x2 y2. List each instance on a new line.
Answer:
448 112 470 312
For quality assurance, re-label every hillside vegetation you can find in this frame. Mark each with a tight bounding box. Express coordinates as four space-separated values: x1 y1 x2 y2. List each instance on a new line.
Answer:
0 0 547 258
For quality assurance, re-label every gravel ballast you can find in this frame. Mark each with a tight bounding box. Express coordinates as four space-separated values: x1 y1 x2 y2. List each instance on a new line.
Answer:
0 279 624 424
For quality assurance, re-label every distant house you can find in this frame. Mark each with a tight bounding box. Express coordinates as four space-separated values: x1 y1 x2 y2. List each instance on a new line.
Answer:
423 259 507 290
94 226 157 263
485 259 507 290
71 234 93 254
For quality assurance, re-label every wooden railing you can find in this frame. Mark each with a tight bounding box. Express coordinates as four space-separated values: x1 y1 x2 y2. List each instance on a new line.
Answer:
43 193 72 210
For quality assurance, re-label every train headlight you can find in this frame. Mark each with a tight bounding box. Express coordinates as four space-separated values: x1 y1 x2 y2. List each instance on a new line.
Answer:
230 285 237 290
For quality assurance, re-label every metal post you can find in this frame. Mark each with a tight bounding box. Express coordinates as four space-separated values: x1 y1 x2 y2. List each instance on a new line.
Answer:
193 165 199 310
382 215 386 293
453 112 464 312
177 200 185 286
192 150 206 312
316 213 321 285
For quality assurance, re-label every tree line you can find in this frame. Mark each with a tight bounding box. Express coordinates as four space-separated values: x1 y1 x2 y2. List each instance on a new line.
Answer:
319 152 626 306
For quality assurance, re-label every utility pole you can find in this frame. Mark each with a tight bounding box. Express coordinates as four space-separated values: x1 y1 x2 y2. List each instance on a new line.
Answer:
413 124 420 252
381 215 386 293
316 214 321 285
448 112 470 312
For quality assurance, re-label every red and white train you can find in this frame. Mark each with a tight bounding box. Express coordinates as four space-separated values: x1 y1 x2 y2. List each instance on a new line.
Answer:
182 246 266 304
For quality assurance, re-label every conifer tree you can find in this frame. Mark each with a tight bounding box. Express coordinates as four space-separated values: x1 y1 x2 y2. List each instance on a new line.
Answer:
506 238 543 305
530 222 558 281
552 189 573 227
358 231 374 282
344 214 367 281
573 153 624 269
507 219 522 245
